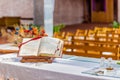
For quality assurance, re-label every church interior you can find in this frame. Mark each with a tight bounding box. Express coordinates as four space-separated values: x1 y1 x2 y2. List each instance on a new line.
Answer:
0 0 120 80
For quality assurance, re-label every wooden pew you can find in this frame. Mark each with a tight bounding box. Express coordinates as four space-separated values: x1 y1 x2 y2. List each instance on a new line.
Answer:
63 29 120 60
54 28 120 60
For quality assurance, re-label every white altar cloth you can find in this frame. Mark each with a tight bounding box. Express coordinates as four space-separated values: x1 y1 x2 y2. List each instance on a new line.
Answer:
0 54 119 80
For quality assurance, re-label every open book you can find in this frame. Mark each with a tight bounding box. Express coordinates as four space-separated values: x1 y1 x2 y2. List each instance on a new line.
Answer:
18 37 64 58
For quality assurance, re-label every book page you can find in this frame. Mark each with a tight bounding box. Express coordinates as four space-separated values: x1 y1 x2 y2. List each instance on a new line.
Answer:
19 38 41 56
54 40 64 57
38 37 63 57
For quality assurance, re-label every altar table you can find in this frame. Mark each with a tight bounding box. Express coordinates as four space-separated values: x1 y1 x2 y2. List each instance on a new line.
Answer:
0 53 119 80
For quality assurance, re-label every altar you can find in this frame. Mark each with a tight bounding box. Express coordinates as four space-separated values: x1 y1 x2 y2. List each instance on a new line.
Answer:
0 53 119 80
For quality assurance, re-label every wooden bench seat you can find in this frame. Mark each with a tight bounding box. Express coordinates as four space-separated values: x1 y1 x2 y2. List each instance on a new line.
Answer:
63 38 120 60
54 28 120 60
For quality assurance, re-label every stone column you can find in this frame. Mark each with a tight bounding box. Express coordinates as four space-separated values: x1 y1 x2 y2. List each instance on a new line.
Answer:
44 0 55 36
34 0 44 26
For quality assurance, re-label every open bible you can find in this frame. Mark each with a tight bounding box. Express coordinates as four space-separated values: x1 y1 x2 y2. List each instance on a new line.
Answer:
18 37 64 58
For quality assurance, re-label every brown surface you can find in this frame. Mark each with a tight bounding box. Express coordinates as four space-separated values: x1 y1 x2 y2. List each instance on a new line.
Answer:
0 37 8 44
91 0 114 22
0 49 18 54
61 23 112 33
61 29 120 60
21 56 54 63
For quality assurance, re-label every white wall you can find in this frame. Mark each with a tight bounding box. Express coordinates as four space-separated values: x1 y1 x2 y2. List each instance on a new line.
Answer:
0 0 33 18
54 0 84 25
